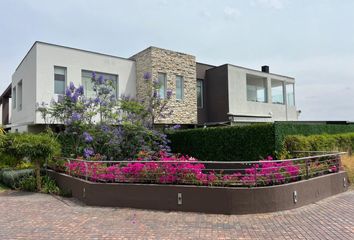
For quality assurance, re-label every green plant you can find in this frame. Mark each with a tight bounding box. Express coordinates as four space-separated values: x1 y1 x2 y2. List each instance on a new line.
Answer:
18 175 37 192
168 124 275 161
6 133 61 191
41 175 60 194
0 169 34 189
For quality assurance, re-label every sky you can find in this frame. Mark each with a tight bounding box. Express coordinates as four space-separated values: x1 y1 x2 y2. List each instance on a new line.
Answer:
0 0 353 121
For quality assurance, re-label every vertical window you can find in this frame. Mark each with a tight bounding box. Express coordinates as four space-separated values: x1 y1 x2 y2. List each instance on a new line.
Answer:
271 79 284 104
12 87 16 109
18 81 23 110
81 70 118 99
158 73 166 99
246 75 267 103
197 79 203 108
286 83 295 106
54 66 66 94
176 75 184 100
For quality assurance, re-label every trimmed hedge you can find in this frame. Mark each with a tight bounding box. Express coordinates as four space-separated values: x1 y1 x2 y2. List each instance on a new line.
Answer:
168 124 275 161
284 133 354 154
0 169 34 189
274 122 354 153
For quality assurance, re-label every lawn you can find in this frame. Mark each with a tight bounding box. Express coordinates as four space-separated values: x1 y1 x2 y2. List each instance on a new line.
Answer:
342 154 354 187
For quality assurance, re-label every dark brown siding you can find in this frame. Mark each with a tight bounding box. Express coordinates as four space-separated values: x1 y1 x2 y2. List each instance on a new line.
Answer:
205 65 229 123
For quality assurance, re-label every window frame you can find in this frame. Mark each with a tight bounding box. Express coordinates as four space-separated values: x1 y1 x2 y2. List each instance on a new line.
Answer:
81 69 119 99
54 66 67 95
158 72 167 99
271 79 285 105
175 75 184 101
197 79 203 108
12 86 16 109
286 82 295 107
17 80 23 111
246 74 268 103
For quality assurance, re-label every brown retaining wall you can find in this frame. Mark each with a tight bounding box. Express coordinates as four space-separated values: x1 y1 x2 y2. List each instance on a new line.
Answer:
47 170 349 214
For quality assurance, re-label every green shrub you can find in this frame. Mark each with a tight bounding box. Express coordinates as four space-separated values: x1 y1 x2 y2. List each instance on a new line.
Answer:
284 132 354 154
168 124 275 161
5 133 61 190
275 122 354 155
41 175 60 194
18 175 37 192
0 169 34 189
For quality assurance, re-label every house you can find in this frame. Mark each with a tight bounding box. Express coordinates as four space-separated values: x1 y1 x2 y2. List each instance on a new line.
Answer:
1 41 299 132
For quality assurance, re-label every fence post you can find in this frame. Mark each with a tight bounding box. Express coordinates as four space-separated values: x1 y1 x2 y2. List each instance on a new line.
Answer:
254 164 257 187
305 159 309 179
67 159 71 176
84 162 88 181
335 155 340 172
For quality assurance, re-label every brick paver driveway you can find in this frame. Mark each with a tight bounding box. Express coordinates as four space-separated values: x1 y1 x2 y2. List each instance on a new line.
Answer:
0 190 353 240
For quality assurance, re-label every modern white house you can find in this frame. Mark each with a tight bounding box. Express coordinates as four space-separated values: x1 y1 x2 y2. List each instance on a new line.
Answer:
0 41 299 132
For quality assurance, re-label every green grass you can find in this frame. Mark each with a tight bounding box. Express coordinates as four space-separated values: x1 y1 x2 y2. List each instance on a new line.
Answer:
0 183 8 192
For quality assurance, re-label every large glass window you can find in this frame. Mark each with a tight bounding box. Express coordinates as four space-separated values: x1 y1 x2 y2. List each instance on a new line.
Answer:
197 79 203 108
82 70 118 99
286 83 295 106
158 73 166 99
176 75 184 100
12 86 16 109
271 79 284 104
54 66 66 95
17 81 23 110
246 75 267 103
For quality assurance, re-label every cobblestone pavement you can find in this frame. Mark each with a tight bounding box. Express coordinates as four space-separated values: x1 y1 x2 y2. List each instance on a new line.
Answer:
0 190 353 240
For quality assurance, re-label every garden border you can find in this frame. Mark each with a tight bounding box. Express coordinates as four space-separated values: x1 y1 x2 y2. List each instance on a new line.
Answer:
47 169 349 214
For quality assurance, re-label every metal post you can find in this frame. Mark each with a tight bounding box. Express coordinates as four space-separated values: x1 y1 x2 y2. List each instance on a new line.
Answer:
305 159 310 179
67 159 71 176
335 155 340 172
84 162 88 181
254 164 257 187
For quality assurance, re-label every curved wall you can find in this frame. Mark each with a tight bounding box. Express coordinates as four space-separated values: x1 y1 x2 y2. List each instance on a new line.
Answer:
48 170 349 214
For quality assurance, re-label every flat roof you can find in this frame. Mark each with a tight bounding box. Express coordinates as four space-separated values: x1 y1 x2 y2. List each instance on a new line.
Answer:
16 41 134 71
226 63 295 79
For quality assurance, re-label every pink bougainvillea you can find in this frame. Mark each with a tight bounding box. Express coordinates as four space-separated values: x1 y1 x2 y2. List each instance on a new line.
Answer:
63 153 336 187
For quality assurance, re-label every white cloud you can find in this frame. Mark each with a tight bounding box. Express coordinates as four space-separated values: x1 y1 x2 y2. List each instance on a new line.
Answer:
223 6 241 19
251 0 286 10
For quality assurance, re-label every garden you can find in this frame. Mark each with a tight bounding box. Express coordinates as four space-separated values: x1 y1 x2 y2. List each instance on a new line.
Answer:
0 72 353 197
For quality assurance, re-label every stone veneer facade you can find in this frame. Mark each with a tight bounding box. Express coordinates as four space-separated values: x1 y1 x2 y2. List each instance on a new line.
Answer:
131 47 197 124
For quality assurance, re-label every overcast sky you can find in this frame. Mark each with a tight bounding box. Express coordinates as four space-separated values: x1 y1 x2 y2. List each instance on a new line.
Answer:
0 0 353 121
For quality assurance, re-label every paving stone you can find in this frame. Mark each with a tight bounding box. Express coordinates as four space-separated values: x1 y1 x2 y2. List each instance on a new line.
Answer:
0 190 353 239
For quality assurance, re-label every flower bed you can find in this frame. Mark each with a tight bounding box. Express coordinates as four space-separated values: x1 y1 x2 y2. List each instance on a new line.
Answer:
59 152 340 187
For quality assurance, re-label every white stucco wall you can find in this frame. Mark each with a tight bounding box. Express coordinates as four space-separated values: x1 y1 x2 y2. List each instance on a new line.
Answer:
34 42 136 124
11 44 37 131
227 65 298 121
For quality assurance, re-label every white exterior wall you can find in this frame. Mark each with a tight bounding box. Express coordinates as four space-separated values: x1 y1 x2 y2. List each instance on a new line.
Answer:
228 65 298 122
11 45 37 132
34 42 136 124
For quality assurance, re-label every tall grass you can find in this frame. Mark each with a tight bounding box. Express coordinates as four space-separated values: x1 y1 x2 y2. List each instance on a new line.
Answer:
342 154 354 187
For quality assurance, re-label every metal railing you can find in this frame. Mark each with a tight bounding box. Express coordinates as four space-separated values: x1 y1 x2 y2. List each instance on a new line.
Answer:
50 151 346 187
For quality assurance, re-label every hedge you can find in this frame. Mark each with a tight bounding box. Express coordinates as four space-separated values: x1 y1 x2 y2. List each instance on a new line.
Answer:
0 169 34 189
284 133 354 154
274 122 354 153
168 124 275 161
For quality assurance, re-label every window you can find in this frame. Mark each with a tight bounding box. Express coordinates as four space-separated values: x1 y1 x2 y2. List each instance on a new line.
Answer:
18 81 23 110
286 83 295 106
176 75 184 100
246 75 267 103
271 79 284 104
54 66 66 94
82 70 118 99
158 73 167 99
12 86 16 109
197 79 203 108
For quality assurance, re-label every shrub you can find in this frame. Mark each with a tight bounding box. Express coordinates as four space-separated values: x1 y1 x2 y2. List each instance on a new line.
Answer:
5 133 61 190
275 122 354 155
0 169 34 189
41 175 60 194
168 124 275 161
284 132 354 154
18 175 37 192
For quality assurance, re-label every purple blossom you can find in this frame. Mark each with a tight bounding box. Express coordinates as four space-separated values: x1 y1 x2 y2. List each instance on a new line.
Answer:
71 112 81 121
83 148 94 158
71 94 78 103
83 132 93 143
143 72 152 80
172 124 181 130
92 72 96 79
69 82 75 91
75 85 84 95
94 97 100 104
97 75 104 84
166 89 173 99
65 88 72 97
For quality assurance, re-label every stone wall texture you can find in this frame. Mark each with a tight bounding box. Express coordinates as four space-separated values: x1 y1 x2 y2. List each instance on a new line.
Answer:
131 47 197 124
